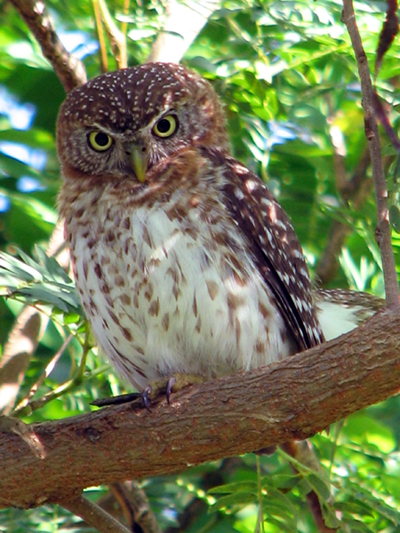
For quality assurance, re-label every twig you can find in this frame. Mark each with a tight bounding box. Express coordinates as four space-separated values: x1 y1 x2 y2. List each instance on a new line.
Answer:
342 0 399 309
60 494 130 533
96 0 127 69
110 482 162 533
12 334 74 415
13 324 92 416
92 0 109 72
8 0 86 92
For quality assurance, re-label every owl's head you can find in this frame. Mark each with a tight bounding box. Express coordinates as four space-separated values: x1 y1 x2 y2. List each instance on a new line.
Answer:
57 62 230 182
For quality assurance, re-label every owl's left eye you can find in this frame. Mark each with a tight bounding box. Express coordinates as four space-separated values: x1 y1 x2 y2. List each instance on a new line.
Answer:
87 131 113 151
152 115 178 138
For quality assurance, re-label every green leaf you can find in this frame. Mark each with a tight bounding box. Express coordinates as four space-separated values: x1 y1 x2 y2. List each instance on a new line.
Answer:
0 249 81 313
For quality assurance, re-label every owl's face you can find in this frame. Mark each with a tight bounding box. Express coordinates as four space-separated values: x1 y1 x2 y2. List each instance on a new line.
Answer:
57 62 229 182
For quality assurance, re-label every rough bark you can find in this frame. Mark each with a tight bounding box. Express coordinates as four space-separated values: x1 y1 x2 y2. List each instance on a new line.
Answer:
1 308 399 510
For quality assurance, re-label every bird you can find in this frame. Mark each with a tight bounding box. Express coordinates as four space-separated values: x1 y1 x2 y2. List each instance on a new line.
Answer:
57 62 326 399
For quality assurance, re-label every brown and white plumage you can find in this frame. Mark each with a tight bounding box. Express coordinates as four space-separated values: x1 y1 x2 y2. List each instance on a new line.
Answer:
57 62 324 391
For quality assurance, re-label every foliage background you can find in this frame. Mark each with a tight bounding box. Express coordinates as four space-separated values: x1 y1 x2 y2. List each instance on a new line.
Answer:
1 0 400 531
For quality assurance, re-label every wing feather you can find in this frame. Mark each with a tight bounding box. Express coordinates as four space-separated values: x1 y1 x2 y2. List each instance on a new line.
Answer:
220 155 324 351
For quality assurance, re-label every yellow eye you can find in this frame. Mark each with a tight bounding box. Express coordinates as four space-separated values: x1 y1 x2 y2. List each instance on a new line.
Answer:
152 115 178 138
87 131 113 151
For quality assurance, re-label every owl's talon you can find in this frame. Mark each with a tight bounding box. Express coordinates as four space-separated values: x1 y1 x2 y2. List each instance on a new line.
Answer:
141 386 152 412
165 377 176 404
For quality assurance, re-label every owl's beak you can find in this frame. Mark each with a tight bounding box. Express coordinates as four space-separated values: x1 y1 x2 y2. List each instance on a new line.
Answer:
127 144 148 183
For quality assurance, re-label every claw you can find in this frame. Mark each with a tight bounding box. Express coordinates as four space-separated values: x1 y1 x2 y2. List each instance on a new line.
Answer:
165 377 176 404
141 385 152 412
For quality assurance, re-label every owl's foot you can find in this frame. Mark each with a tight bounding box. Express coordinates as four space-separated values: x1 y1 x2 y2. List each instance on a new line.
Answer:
141 374 205 410
91 374 204 410
91 391 142 407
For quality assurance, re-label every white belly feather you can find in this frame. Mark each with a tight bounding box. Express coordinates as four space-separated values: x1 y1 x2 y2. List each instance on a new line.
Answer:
72 202 290 390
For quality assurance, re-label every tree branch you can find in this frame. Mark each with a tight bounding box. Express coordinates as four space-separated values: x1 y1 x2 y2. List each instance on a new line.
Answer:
1 308 400 510
110 482 163 533
146 0 220 63
60 494 130 533
8 0 87 92
342 0 399 308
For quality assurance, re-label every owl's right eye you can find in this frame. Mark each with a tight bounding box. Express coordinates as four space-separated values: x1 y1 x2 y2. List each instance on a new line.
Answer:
87 131 113 152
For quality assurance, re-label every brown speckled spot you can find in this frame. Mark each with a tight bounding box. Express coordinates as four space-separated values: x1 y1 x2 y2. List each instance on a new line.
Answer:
143 226 152 247
148 298 160 316
101 255 111 266
259 301 271 319
183 226 199 240
195 316 201 333
255 339 265 353
120 294 131 305
134 345 145 356
227 293 244 310
102 282 110 294
122 217 131 230
94 264 102 279
235 317 241 345
211 231 227 246
148 257 161 269
165 204 188 222
144 283 154 301
232 270 246 287
172 284 182 300
108 309 120 325
206 280 219 301
192 294 198 317
162 313 170 331
121 327 133 341
115 274 125 287
166 267 179 283
83 262 88 280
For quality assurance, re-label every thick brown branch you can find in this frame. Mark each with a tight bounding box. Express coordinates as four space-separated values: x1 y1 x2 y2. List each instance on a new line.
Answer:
8 0 87 92
0 308 400 509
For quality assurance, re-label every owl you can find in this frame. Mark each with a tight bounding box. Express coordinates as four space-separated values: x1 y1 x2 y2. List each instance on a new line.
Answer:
57 62 325 398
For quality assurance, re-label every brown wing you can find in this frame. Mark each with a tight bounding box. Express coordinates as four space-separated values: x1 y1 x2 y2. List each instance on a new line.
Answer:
219 153 324 351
